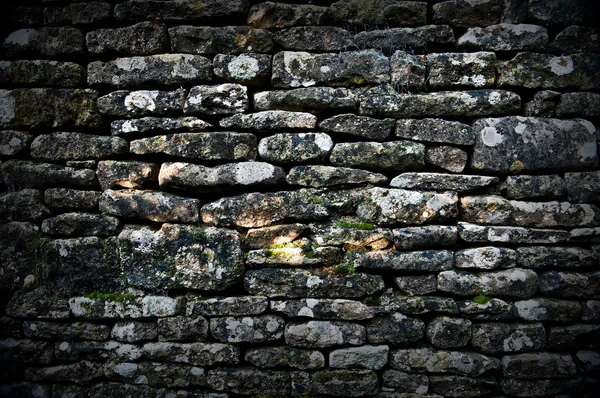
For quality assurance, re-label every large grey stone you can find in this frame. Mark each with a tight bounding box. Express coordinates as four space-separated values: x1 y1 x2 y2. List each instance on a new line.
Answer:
258 133 333 164
184 84 248 115
329 345 389 370
114 0 249 21
24 321 109 341
247 2 327 29
384 293 459 315
366 313 424 345
187 296 268 317
433 0 502 27
118 224 243 291
0 130 32 156
425 146 468 173
538 271 600 298
390 173 498 191
514 298 581 323
457 24 548 51
390 348 500 376
221 111 316 131
273 26 353 51
390 50 426 92
142 342 239 366
41 213 120 237
551 26 600 53
505 174 566 199
25 361 104 384
169 26 273 55
111 321 158 343
455 246 516 270
382 370 429 393
517 246 597 269
500 378 579 397
501 352 576 378
208 368 289 395
393 225 457 250
426 52 496 89
86 22 169 56
44 188 100 210
213 53 272 86
348 250 454 272
287 166 387 188
330 141 425 172
210 315 285 343
97 161 159 191
271 299 374 320
111 117 212 136
565 170 600 203
285 321 365 348
395 275 437 296
3 27 84 58
458 297 516 321
311 223 392 250
30 132 127 161
471 323 546 354
6 287 70 320
254 87 357 114
329 0 427 26
319 114 394 141
458 222 570 244
0 160 96 190
556 92 600 118
426 316 472 348
245 224 308 250
354 25 455 53
97 88 186 117
0 60 84 87
245 347 324 370
54 340 142 362
0 339 53 364
547 324 600 349
69 295 183 320
0 189 51 222
438 268 538 299
100 190 200 223
291 370 378 397
104 360 207 388
395 118 474 145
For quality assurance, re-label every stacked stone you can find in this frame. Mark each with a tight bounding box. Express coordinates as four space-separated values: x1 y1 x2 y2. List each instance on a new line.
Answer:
1 0 599 397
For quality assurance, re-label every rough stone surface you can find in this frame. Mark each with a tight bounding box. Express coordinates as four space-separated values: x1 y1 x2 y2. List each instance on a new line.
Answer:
395 275 438 296
104 360 207 388
111 117 212 136
184 84 248 115
245 346 324 370
458 24 548 51
213 53 272 86
429 375 497 397
111 321 158 343
514 298 581 323
390 348 500 376
114 0 249 21
25 361 104 384
210 315 285 343
141 343 239 366
438 268 538 299
285 320 365 348
0 60 84 87
100 190 200 223
382 370 429 393
471 323 546 354
366 313 424 345
97 88 186 117
538 271 600 298
254 87 356 114
97 161 159 191
3 27 84 58
348 250 454 272
393 225 457 250
330 0 427 27
0 339 53 364
501 353 577 379
44 188 100 210
458 222 570 244
5 287 70 320
517 246 597 269
425 146 469 173
391 173 498 192
169 26 273 55
565 171 600 203
0 221 40 291
0 130 32 156
557 92 600 118
426 316 472 348
187 296 268 317
245 224 308 250
330 141 425 172
247 2 328 29
0 189 51 222
1 160 96 190
329 345 389 370
551 26 600 53
319 114 394 141
41 213 120 237
158 315 209 342
291 370 379 397
311 223 393 250
259 133 333 164
505 174 566 199
273 26 353 51
86 22 169 56
44 2 111 26
221 110 316 131
426 52 496 89
24 321 109 341
582 300 600 322
287 165 387 188
455 246 516 270
69 295 183 320
527 0 597 26
271 299 375 320
433 0 502 27
395 118 474 145
354 25 455 53
500 378 578 397
458 298 516 321
547 324 600 349
208 367 289 395
30 132 128 161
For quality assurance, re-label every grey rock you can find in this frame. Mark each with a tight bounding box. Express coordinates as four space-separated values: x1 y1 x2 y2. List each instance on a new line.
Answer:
210 315 285 343
393 225 457 250
111 321 158 343
0 60 85 87
130 132 257 161
570 227 600 242
118 224 242 291
247 2 327 29
366 313 424 345
0 130 33 156
207 368 289 395
501 378 578 397
221 110 316 131
391 173 497 191
66 160 96 170
395 275 437 296
41 213 120 237
458 298 516 321
426 52 496 89
311 223 392 250
547 324 600 349
97 88 186 117
25 361 103 384
395 118 474 145
287 166 386 188
457 24 548 51
551 26 600 53
245 268 384 298
566 170 600 203
0 339 53 364
97 160 159 191
169 26 273 55
438 268 538 299
425 146 468 173
54 340 142 362
538 271 600 298
104 360 207 388
501 0 528 23
24 321 109 341
273 26 353 51
44 188 100 210
158 316 208 342
3 27 84 58
527 0 597 26
271 299 374 320
86 22 169 56
471 323 546 354
390 51 426 92
498 52 600 90
114 0 249 21
187 296 268 317
574 350 600 373
100 190 200 223
0 189 51 222
245 224 308 250
184 84 248 115
458 221 570 244
501 352 576 378
258 132 332 164
330 141 425 172
433 0 502 27
517 246 597 269
505 174 566 199
291 370 378 397
390 348 499 376
142 342 239 366
382 370 429 393
426 316 472 348
429 375 497 397
0 222 40 291
86 383 151 397
213 53 271 85
69 295 183 319
514 298 581 323
455 246 516 270
356 187 458 225
254 87 356 114
44 2 111 25
557 92 600 118
386 295 459 315
319 114 394 141
5 287 69 320
111 117 212 136
245 346 324 370
330 0 426 26
272 50 390 88
354 25 455 53
88 54 212 88
31 132 127 161
247 243 339 268
348 250 454 272
329 345 389 370
360 88 520 118
582 300 600 322
523 89 560 116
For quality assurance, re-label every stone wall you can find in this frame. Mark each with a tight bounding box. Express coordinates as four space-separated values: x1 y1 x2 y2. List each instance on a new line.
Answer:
1 0 599 397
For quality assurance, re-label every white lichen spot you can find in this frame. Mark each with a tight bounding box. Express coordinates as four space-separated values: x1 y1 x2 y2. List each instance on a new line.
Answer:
191 367 204 377
488 91 502 105
515 123 527 136
0 90 15 124
282 51 316 87
458 92 478 107
515 299 547 320
5 29 32 46
579 120 597 135
298 307 314 317
116 57 147 72
578 141 598 160
306 298 319 308
306 275 323 288
58 342 70 351
548 56 574 76
465 0 493 5
114 362 138 378
312 133 334 151
235 162 276 185
320 65 331 73
481 127 504 146
125 91 157 112
228 55 260 80
134 375 149 385
511 24 541 35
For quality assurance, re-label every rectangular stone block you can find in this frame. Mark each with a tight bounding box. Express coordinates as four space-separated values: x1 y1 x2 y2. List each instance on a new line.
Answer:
114 0 249 21
426 52 496 89
97 88 186 117
3 27 84 58
0 60 85 87
86 22 169 56
169 26 273 55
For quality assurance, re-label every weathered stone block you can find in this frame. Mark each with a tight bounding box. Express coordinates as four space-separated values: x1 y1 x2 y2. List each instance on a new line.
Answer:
208 368 289 395
41 213 120 237
395 275 437 296
538 271 600 298
330 141 425 172
86 22 169 56
287 165 386 188
291 370 378 396
44 2 111 26
100 190 200 223
527 0 597 26
105 361 207 388
97 89 186 117
330 0 426 26
0 60 85 87
395 118 474 145
582 300 600 322
319 114 393 141
426 316 472 348
393 225 457 250
458 297 516 321
517 246 597 269
458 24 548 51
54 340 142 362
169 26 273 55
329 345 389 370
246 224 308 250
158 316 208 342
0 189 51 222
25 361 104 384
565 170 600 203
382 370 429 393
505 174 566 199
501 352 576 378
0 130 32 156
557 92 600 118
111 321 158 343
311 223 392 250
259 132 332 164
247 2 327 29
547 324 600 349
354 25 455 53
69 295 183 319
3 27 84 58
221 110 316 131
455 247 516 270
6 287 70 320
390 173 498 191
366 313 424 345
187 297 268 317
254 87 356 114
429 375 497 397
427 52 496 89
425 146 469 173
348 250 454 272
184 84 248 115
44 189 100 210
438 268 538 299
471 323 546 354
112 117 212 136
31 132 127 161
386 294 459 315
24 321 109 341
390 348 499 376
97 161 158 191
575 350 600 373
245 346 324 370
433 0 502 27
551 26 600 53
514 298 581 323
458 222 570 244
390 51 425 91
0 222 40 291
271 299 374 320
0 339 53 364
210 315 285 343
142 343 239 366
501 378 578 397
273 26 353 51
114 0 249 21
213 53 271 85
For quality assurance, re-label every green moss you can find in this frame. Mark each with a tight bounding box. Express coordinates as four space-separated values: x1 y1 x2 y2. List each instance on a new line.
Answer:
334 264 355 276
336 221 375 230
362 296 382 307
86 292 136 303
473 295 490 305
311 197 325 204
314 372 334 383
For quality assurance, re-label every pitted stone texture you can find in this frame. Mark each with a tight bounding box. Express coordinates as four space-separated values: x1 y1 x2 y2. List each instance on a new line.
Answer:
384 293 459 315
527 0 598 26
104 361 207 388
69 295 180 320
505 174 566 199
0 222 40 291
247 244 336 267
100 190 200 223
460 195 600 228
0 130 32 156
458 222 570 244
245 224 308 250
382 370 429 393
565 171 600 203
0 60 85 87
41 213 120 237
118 224 243 291
0 190 51 222
329 345 389 370
330 0 426 27
557 92 600 118
97 161 159 191
142 342 239 366
214 53 271 85
0 339 53 364
111 321 158 343
538 271 600 298
88 54 213 88
247 2 328 29
425 146 468 173
254 87 356 114
130 132 257 161
287 166 387 188
31 132 127 161
582 300 600 322
319 114 394 141
6 287 70 320
348 250 454 272
501 378 578 397
24 321 109 341
458 24 548 51
169 26 273 55
44 2 111 26
273 26 353 51
97 89 186 117
245 346 324 370
25 361 104 384
1 160 96 190
184 84 248 115
3 27 84 58
210 315 285 344
356 187 458 225
272 50 390 88
517 246 597 269
391 173 497 192
395 118 474 145
245 268 384 298
438 268 538 299
366 313 424 345
286 321 365 348
471 323 546 354
158 315 209 342
112 117 212 136
187 296 268 317
458 298 516 321
159 161 285 192
271 299 375 320
114 0 249 21
310 223 392 250
259 133 333 164
44 189 100 210
498 52 600 90
390 51 426 91
359 89 520 118
502 352 577 378
551 26 600 53
0 88 103 129
291 370 378 397
221 111 316 131
393 225 457 250
330 141 425 172
390 348 500 376
433 0 502 27
455 247 516 270
514 298 581 323
430 375 497 397
426 52 496 89
54 341 142 362
86 22 169 56
547 324 600 349
523 89 560 116
208 368 289 395
354 25 455 53
426 316 472 348
395 275 437 296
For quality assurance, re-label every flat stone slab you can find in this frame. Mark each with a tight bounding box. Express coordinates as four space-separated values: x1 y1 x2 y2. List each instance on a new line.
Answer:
183 84 248 115
41 213 120 237
395 118 474 145
471 323 546 354
30 132 127 161
426 52 496 89
319 114 394 141
390 173 498 191
455 247 516 270
69 295 182 319
271 299 375 320
329 0 427 27
0 60 85 87
514 298 581 323
366 313 425 345
347 250 454 272
285 320 365 348
390 348 500 376
258 133 333 164
220 111 317 131
247 2 328 29
100 190 200 223
97 160 159 190
329 345 389 370
291 370 378 397
393 225 457 250
354 25 455 53
505 174 566 199
97 89 186 117
210 315 285 343
86 22 169 56
311 223 393 250
111 117 212 136
457 24 549 51
3 27 84 58
245 346 324 370
565 170 600 203
287 165 387 188
501 353 576 379
254 87 357 114
458 222 570 244
0 160 96 189
438 268 538 299
330 141 425 172
169 26 273 55
114 0 249 21
187 296 268 317
517 246 598 269
141 342 239 366
214 53 272 86
273 26 353 51
207 368 289 395
433 0 502 27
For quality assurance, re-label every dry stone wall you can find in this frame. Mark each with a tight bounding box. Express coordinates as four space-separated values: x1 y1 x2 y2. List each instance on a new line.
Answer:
0 0 599 397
